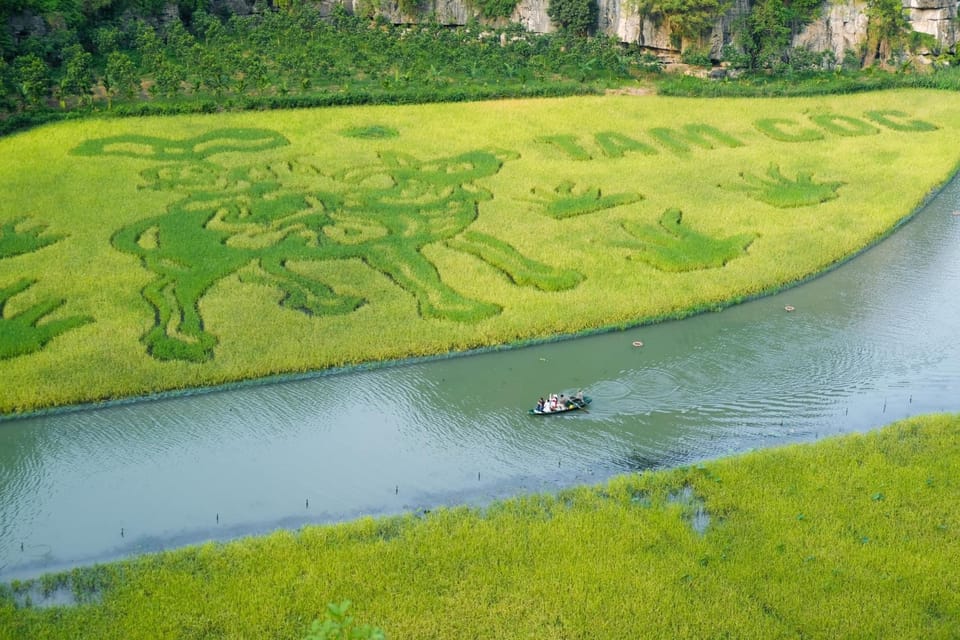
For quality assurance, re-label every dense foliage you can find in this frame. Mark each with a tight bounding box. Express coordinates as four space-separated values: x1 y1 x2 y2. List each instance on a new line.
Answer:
467 0 521 20
729 0 826 69
863 0 914 66
2 413 958 638
657 65 960 97
546 0 599 36
631 0 731 50
0 2 648 136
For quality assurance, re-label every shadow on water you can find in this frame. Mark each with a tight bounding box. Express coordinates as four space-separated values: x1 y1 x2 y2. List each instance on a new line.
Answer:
2 175 960 581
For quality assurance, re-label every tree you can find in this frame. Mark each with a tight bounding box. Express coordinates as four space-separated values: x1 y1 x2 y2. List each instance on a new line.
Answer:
104 50 139 107
634 0 731 47
60 43 94 107
151 60 185 98
864 0 911 66
735 0 823 68
13 53 50 109
197 49 231 97
547 0 599 36
192 9 226 44
91 26 121 55
165 20 197 61
0 58 14 111
133 22 164 73
245 56 270 95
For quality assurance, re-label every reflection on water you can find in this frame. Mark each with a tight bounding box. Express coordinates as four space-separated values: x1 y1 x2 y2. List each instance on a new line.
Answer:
2 177 960 580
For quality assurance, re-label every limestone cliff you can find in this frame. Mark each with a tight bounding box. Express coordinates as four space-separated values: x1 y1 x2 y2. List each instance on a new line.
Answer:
346 0 958 60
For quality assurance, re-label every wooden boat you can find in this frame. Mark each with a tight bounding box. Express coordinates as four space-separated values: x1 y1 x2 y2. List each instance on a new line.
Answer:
529 396 591 415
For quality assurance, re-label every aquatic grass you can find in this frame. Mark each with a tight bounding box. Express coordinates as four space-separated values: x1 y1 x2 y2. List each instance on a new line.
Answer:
1 414 957 638
3 91 960 413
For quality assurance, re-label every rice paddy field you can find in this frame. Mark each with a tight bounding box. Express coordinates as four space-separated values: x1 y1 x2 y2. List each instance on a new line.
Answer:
3 90 960 414
1 412 957 638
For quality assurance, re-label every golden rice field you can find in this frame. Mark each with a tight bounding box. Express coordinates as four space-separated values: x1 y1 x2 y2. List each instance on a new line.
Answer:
2 413 957 638
3 90 960 414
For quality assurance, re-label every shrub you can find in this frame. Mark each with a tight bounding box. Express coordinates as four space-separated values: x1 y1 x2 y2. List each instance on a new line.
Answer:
470 0 521 19
547 0 599 35
304 601 386 640
681 46 712 67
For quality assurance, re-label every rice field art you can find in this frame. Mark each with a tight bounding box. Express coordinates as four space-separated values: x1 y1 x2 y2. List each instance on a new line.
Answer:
3 90 960 414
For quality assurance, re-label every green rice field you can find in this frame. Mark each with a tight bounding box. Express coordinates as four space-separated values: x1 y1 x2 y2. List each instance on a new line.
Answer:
2 413 957 638
3 90 960 414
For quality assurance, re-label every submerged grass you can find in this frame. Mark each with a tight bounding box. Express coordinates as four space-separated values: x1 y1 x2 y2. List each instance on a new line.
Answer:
3 90 960 414
2 413 957 638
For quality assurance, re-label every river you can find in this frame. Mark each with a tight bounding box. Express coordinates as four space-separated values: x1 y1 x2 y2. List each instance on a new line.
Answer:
1 173 958 581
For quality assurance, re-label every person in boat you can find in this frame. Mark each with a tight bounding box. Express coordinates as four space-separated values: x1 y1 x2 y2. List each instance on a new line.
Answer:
536 397 545 412
559 394 568 408
574 389 584 404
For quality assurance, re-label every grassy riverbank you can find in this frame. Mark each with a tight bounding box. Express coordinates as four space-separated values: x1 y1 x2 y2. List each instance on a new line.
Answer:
2 412 957 638
3 90 960 415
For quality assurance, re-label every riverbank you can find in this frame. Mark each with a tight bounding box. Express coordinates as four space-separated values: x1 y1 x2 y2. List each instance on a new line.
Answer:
2 412 957 638
4 90 960 416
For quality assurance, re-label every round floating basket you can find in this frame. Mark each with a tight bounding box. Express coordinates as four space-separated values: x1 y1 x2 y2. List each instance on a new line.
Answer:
784 305 796 312
632 340 644 347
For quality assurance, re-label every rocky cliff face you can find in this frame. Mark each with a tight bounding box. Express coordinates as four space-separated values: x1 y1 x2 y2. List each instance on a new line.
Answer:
792 0 871 60
792 0 956 62
903 0 957 50
361 0 958 59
